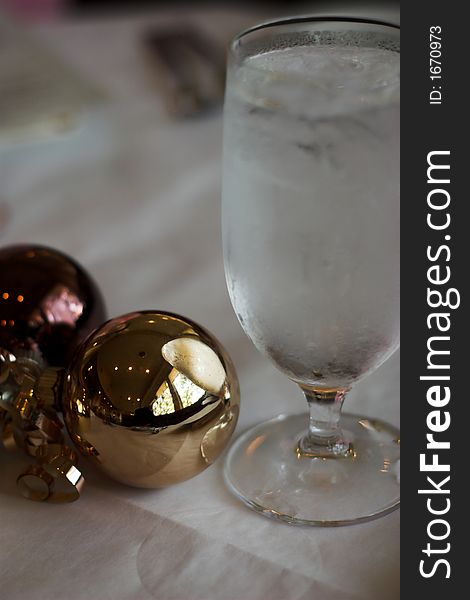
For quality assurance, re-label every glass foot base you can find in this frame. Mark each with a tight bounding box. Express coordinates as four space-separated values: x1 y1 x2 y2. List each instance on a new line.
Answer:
224 413 400 526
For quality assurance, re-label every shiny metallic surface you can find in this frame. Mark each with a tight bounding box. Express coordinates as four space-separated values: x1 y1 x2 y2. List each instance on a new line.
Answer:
17 444 84 502
35 367 64 411
17 464 54 501
0 245 106 366
0 348 46 412
0 363 64 460
0 349 21 411
63 311 240 488
37 444 84 502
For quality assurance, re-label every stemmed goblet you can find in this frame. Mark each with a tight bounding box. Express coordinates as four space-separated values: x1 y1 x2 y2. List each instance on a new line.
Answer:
222 16 400 525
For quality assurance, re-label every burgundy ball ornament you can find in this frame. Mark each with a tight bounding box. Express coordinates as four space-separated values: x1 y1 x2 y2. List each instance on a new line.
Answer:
0 245 106 366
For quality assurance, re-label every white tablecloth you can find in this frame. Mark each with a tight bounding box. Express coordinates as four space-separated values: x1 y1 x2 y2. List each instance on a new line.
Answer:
0 10 399 600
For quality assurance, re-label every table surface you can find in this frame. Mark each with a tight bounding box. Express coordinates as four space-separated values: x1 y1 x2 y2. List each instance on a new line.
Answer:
0 9 400 600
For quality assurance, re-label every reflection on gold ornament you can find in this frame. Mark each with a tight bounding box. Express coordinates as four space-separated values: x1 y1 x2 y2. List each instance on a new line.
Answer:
63 311 240 488
0 244 240 501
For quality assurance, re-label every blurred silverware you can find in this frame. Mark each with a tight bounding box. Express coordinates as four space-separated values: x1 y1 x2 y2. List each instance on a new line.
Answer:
143 27 225 118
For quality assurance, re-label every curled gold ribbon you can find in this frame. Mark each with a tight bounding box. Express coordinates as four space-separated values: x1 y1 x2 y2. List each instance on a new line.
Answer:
1 351 84 503
24 430 48 457
17 464 54 502
17 444 84 503
13 393 63 445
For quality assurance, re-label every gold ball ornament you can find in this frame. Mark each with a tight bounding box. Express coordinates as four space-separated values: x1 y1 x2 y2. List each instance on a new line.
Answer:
63 311 240 488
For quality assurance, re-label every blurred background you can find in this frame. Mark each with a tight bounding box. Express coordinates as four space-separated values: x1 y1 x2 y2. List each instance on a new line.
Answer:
0 1 399 144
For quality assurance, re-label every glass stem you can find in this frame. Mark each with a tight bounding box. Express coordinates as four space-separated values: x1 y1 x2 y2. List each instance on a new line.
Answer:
298 386 350 455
